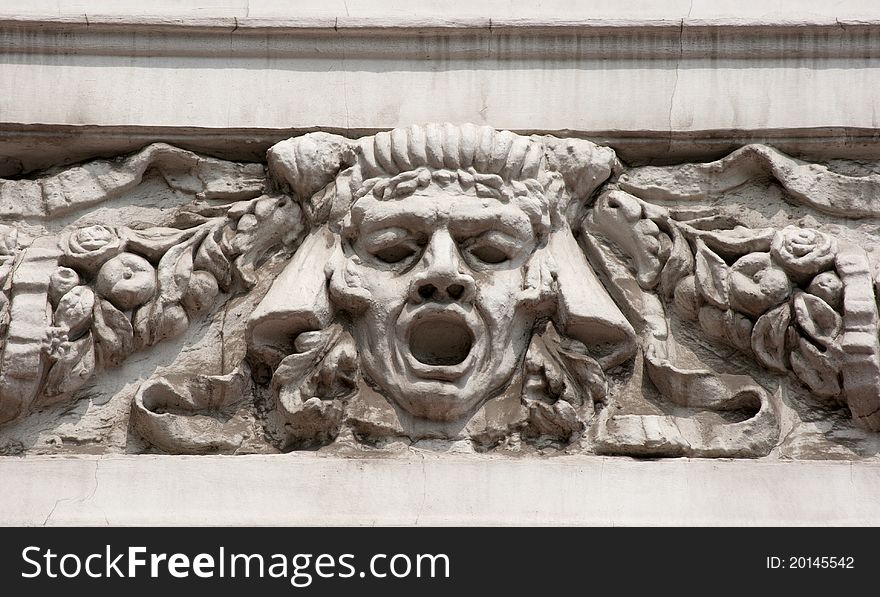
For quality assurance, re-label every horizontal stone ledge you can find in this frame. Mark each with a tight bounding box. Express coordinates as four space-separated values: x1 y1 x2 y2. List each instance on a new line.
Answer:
0 454 878 526
2 0 880 32
3 125 880 178
3 18 880 61
3 17 880 33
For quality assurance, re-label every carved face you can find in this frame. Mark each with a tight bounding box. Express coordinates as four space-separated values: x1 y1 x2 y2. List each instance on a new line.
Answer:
338 187 542 421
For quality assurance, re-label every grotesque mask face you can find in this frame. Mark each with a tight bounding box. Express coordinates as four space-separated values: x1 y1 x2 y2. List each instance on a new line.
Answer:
337 187 544 421
249 125 636 445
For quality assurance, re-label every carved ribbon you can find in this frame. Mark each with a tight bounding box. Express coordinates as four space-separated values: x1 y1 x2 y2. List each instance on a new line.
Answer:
131 368 251 454
582 224 781 458
619 143 880 219
0 143 265 219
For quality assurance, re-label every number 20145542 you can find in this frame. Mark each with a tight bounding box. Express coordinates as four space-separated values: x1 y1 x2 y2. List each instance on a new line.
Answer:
766 557 854 569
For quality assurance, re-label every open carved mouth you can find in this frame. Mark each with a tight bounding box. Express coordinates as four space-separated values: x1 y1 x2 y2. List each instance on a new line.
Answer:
408 316 474 366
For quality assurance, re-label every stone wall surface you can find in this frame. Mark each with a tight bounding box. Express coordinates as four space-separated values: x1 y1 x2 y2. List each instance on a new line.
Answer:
4 455 879 526
2 0 880 174
1 1 879 525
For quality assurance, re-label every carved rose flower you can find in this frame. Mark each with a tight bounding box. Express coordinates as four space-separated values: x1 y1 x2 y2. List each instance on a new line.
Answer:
60 225 124 274
728 253 792 318
770 226 837 278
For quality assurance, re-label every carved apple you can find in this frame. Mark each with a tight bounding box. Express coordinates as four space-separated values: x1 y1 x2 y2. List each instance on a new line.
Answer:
728 253 792 318
48 266 80 307
95 252 157 310
181 270 219 315
806 271 843 311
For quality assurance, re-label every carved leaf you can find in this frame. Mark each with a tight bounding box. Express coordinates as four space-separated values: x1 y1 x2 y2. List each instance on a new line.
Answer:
156 304 190 343
121 227 193 262
92 299 134 368
226 197 260 221
229 195 304 288
0 224 17 255
194 229 232 292
133 300 189 349
698 305 726 342
156 237 195 304
170 211 210 228
694 239 730 309
132 301 154 350
130 231 205 349
751 302 791 373
53 286 95 340
0 256 13 288
793 290 842 348
523 322 607 407
129 230 210 347
520 323 601 442
659 225 695 298
523 343 563 402
526 400 584 440
673 274 702 321
43 334 96 397
556 342 608 405
679 222 775 256
724 309 754 354
672 214 741 230
180 200 237 218
790 336 841 398
271 324 358 448
274 325 358 405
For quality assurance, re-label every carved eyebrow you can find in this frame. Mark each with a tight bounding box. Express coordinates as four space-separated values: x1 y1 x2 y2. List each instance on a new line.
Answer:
448 216 533 241
359 227 420 249
356 211 437 236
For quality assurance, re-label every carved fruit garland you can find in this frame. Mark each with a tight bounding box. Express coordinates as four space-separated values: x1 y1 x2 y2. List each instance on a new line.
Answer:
591 191 847 404
41 194 302 399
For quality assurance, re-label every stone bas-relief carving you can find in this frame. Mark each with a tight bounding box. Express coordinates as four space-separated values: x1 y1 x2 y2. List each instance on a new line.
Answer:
1 125 880 460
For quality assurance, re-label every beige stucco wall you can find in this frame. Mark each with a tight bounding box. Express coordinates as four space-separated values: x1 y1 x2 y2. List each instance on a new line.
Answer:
4 455 878 526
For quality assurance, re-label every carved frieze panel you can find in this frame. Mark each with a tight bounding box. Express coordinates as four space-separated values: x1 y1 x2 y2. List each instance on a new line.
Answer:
1 124 879 459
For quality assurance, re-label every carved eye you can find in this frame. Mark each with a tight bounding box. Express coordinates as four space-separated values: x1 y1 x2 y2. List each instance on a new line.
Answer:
372 243 418 264
360 228 424 266
460 231 518 266
467 244 509 264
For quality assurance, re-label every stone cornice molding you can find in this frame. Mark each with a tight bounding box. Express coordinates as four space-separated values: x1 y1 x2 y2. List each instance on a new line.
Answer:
2 10 880 60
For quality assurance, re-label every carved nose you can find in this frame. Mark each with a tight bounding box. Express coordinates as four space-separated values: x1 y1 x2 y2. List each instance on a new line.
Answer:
414 279 472 302
409 231 475 304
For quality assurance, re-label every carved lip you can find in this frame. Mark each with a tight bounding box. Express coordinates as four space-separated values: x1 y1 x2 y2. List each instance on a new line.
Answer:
398 304 481 381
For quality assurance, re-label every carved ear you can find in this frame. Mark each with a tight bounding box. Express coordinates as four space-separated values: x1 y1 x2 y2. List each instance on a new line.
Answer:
246 226 338 371
267 133 354 216
549 226 637 369
539 136 621 201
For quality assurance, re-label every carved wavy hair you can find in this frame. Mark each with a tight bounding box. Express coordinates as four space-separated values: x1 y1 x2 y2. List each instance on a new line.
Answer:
267 123 620 233
250 124 637 379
